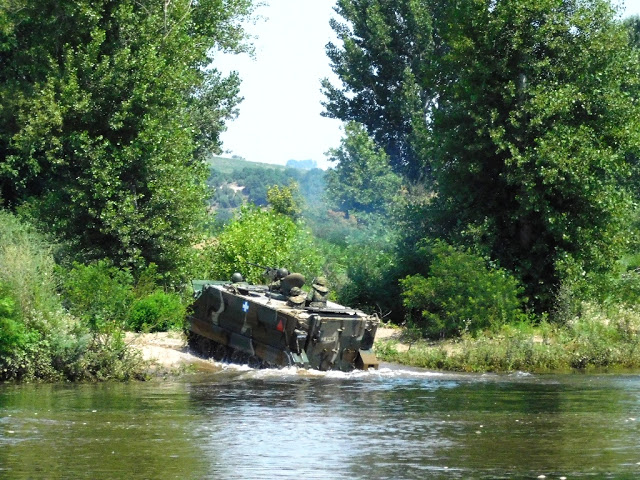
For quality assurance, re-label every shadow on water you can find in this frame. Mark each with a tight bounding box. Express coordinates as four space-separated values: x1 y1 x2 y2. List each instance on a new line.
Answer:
2 363 640 479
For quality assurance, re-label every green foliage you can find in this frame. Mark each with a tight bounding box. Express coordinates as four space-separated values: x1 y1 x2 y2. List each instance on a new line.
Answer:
376 309 640 373
0 210 145 381
401 240 527 338
325 122 402 217
624 15 640 49
335 219 403 319
0 283 30 358
0 209 62 328
212 185 244 209
199 206 324 284
128 290 186 333
267 183 302 219
52 330 145 382
323 0 434 180
61 260 134 333
433 0 640 312
0 0 254 280
326 0 640 315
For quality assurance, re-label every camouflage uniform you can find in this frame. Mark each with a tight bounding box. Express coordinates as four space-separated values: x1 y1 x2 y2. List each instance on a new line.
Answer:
307 276 329 308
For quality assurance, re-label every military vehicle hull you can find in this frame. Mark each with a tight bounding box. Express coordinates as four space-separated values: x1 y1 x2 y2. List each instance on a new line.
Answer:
187 281 379 371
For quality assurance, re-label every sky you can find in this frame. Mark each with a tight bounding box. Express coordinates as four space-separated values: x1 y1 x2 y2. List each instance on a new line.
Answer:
216 0 640 170
216 0 341 169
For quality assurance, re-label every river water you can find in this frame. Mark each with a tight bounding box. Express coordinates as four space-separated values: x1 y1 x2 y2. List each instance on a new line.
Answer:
1 363 640 479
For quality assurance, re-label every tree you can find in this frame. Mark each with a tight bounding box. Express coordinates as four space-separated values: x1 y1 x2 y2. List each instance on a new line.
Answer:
429 0 640 310
267 183 302 219
0 0 254 279
322 0 435 181
198 206 323 284
326 0 640 312
325 122 402 217
624 15 640 49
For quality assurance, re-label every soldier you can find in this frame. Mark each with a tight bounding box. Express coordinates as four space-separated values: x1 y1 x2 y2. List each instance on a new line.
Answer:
286 286 306 308
228 272 248 294
269 268 289 292
307 276 329 308
231 272 244 284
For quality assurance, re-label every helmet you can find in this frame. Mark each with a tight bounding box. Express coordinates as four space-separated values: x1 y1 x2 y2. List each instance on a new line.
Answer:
313 276 329 293
277 268 289 279
290 287 302 296
231 272 244 283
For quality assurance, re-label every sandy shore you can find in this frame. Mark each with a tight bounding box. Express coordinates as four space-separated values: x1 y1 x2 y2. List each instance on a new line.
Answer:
126 327 403 371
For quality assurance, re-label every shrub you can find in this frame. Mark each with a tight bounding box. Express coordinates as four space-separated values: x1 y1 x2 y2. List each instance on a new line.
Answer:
0 209 61 328
0 283 31 358
61 260 134 332
0 211 146 381
401 240 527 338
198 205 324 284
128 290 186 332
328 217 404 319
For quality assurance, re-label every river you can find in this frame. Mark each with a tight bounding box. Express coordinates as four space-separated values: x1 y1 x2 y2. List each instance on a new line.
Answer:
1 363 640 479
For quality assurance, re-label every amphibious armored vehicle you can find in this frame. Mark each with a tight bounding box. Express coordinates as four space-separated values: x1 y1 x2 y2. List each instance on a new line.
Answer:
186 274 379 371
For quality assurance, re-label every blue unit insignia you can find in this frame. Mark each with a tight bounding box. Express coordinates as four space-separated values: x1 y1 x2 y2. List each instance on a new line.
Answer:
242 301 249 313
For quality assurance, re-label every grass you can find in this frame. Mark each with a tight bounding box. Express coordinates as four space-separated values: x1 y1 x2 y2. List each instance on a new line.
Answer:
375 303 640 373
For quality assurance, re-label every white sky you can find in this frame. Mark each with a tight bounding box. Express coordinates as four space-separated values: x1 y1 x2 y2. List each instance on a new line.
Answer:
216 0 640 169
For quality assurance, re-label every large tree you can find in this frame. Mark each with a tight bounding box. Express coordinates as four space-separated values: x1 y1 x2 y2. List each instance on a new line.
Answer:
326 0 640 311
322 0 435 181
0 0 253 277
430 0 640 309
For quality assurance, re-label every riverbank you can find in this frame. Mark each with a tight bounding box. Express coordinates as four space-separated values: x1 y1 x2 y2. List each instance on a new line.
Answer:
128 314 640 374
374 313 640 373
126 327 406 374
125 332 217 374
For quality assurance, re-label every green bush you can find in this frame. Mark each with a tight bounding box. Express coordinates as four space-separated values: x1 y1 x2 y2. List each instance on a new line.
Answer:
199 205 324 284
0 209 61 329
0 210 146 381
375 306 640 373
0 283 31 358
61 260 134 333
401 240 527 338
128 290 186 332
338 236 401 317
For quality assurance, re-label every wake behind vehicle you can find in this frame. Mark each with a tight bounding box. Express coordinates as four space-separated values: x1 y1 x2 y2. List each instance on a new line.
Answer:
186 272 379 371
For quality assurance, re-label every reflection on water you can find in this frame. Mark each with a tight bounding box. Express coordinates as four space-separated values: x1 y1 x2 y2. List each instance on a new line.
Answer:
1 364 640 479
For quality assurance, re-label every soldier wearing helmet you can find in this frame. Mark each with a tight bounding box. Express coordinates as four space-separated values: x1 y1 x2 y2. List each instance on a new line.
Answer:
286 286 306 308
231 272 244 284
269 267 290 292
307 276 329 308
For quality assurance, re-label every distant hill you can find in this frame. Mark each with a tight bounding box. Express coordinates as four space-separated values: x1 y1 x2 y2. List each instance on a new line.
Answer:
207 155 288 174
206 155 326 218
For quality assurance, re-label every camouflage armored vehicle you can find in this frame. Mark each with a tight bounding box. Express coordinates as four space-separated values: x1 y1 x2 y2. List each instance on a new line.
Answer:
186 273 379 371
